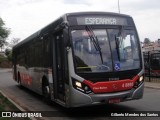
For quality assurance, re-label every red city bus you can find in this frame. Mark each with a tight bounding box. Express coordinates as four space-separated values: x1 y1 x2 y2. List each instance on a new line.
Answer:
12 12 144 107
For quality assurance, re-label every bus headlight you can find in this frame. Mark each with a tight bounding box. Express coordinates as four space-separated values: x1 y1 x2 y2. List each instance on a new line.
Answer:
139 76 143 82
134 75 144 88
75 81 82 88
72 78 92 94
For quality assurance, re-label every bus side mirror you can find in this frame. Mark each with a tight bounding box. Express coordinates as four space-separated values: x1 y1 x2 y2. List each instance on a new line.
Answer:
63 28 70 47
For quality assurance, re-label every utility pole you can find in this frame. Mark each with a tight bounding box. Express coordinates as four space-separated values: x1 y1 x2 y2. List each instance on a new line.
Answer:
118 0 120 13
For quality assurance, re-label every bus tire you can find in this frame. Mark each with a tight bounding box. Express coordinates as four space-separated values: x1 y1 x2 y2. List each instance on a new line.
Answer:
42 78 51 103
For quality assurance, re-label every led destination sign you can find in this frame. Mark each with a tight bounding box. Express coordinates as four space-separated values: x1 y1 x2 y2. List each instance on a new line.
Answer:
85 17 117 25
76 16 129 25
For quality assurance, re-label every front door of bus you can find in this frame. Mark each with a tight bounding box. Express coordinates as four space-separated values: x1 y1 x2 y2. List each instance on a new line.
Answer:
53 31 65 102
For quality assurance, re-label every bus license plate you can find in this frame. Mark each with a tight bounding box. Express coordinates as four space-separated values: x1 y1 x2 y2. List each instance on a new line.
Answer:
108 98 121 104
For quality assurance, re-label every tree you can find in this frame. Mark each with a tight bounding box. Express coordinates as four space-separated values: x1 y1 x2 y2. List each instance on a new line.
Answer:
8 38 20 48
5 48 12 61
143 38 151 44
0 17 10 51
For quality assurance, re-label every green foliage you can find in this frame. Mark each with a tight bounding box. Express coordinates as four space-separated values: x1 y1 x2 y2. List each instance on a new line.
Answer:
144 38 151 44
5 48 11 56
0 49 12 68
8 51 12 61
5 48 12 61
0 17 10 48
0 17 4 26
0 54 7 63
0 93 31 120
0 54 11 68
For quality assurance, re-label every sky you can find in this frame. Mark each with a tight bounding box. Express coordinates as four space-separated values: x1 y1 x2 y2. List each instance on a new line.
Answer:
0 0 160 42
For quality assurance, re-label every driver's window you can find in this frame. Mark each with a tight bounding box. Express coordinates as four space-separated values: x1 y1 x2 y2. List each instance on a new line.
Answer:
123 35 132 60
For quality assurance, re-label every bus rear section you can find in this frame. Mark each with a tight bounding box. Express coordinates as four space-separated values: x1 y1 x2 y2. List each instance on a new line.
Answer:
12 12 144 108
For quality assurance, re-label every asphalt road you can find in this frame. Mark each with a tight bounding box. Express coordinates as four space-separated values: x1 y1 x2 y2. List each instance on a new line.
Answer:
0 69 160 120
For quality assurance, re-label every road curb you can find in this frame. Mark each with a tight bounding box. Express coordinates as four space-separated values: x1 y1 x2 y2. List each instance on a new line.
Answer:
144 82 160 90
0 90 25 111
144 86 160 90
0 90 38 120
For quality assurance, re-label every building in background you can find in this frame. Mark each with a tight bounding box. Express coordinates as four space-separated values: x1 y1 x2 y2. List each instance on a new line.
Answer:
142 39 160 52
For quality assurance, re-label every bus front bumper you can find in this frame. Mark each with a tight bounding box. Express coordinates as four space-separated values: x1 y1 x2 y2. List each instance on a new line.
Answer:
69 82 144 107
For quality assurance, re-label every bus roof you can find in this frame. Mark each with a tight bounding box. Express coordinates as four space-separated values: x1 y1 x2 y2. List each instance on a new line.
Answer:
65 11 131 18
13 12 132 49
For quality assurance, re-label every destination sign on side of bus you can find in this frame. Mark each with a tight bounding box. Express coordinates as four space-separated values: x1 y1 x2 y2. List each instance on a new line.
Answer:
68 15 132 26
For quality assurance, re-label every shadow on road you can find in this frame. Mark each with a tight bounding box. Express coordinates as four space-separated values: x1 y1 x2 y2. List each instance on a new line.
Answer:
62 104 138 117
16 85 138 117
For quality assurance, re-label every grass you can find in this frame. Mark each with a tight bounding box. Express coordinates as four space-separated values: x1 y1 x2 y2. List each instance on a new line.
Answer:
0 92 30 120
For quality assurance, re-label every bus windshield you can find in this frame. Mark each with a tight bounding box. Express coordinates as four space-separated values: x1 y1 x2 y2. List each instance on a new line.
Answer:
71 27 140 73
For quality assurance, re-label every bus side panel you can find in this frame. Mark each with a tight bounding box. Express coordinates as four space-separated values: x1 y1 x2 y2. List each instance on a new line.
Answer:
17 66 51 95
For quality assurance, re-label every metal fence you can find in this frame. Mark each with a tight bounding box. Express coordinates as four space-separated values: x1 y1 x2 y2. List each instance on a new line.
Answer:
143 51 160 82
145 76 160 83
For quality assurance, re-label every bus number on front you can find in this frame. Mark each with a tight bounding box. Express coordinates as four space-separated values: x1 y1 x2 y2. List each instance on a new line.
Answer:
122 82 134 88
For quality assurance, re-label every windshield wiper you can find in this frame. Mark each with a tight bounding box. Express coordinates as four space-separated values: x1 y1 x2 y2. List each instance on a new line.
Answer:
115 35 120 61
115 26 124 61
85 26 104 64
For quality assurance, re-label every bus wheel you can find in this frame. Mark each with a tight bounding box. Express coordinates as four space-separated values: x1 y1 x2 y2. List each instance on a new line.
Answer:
42 80 51 103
